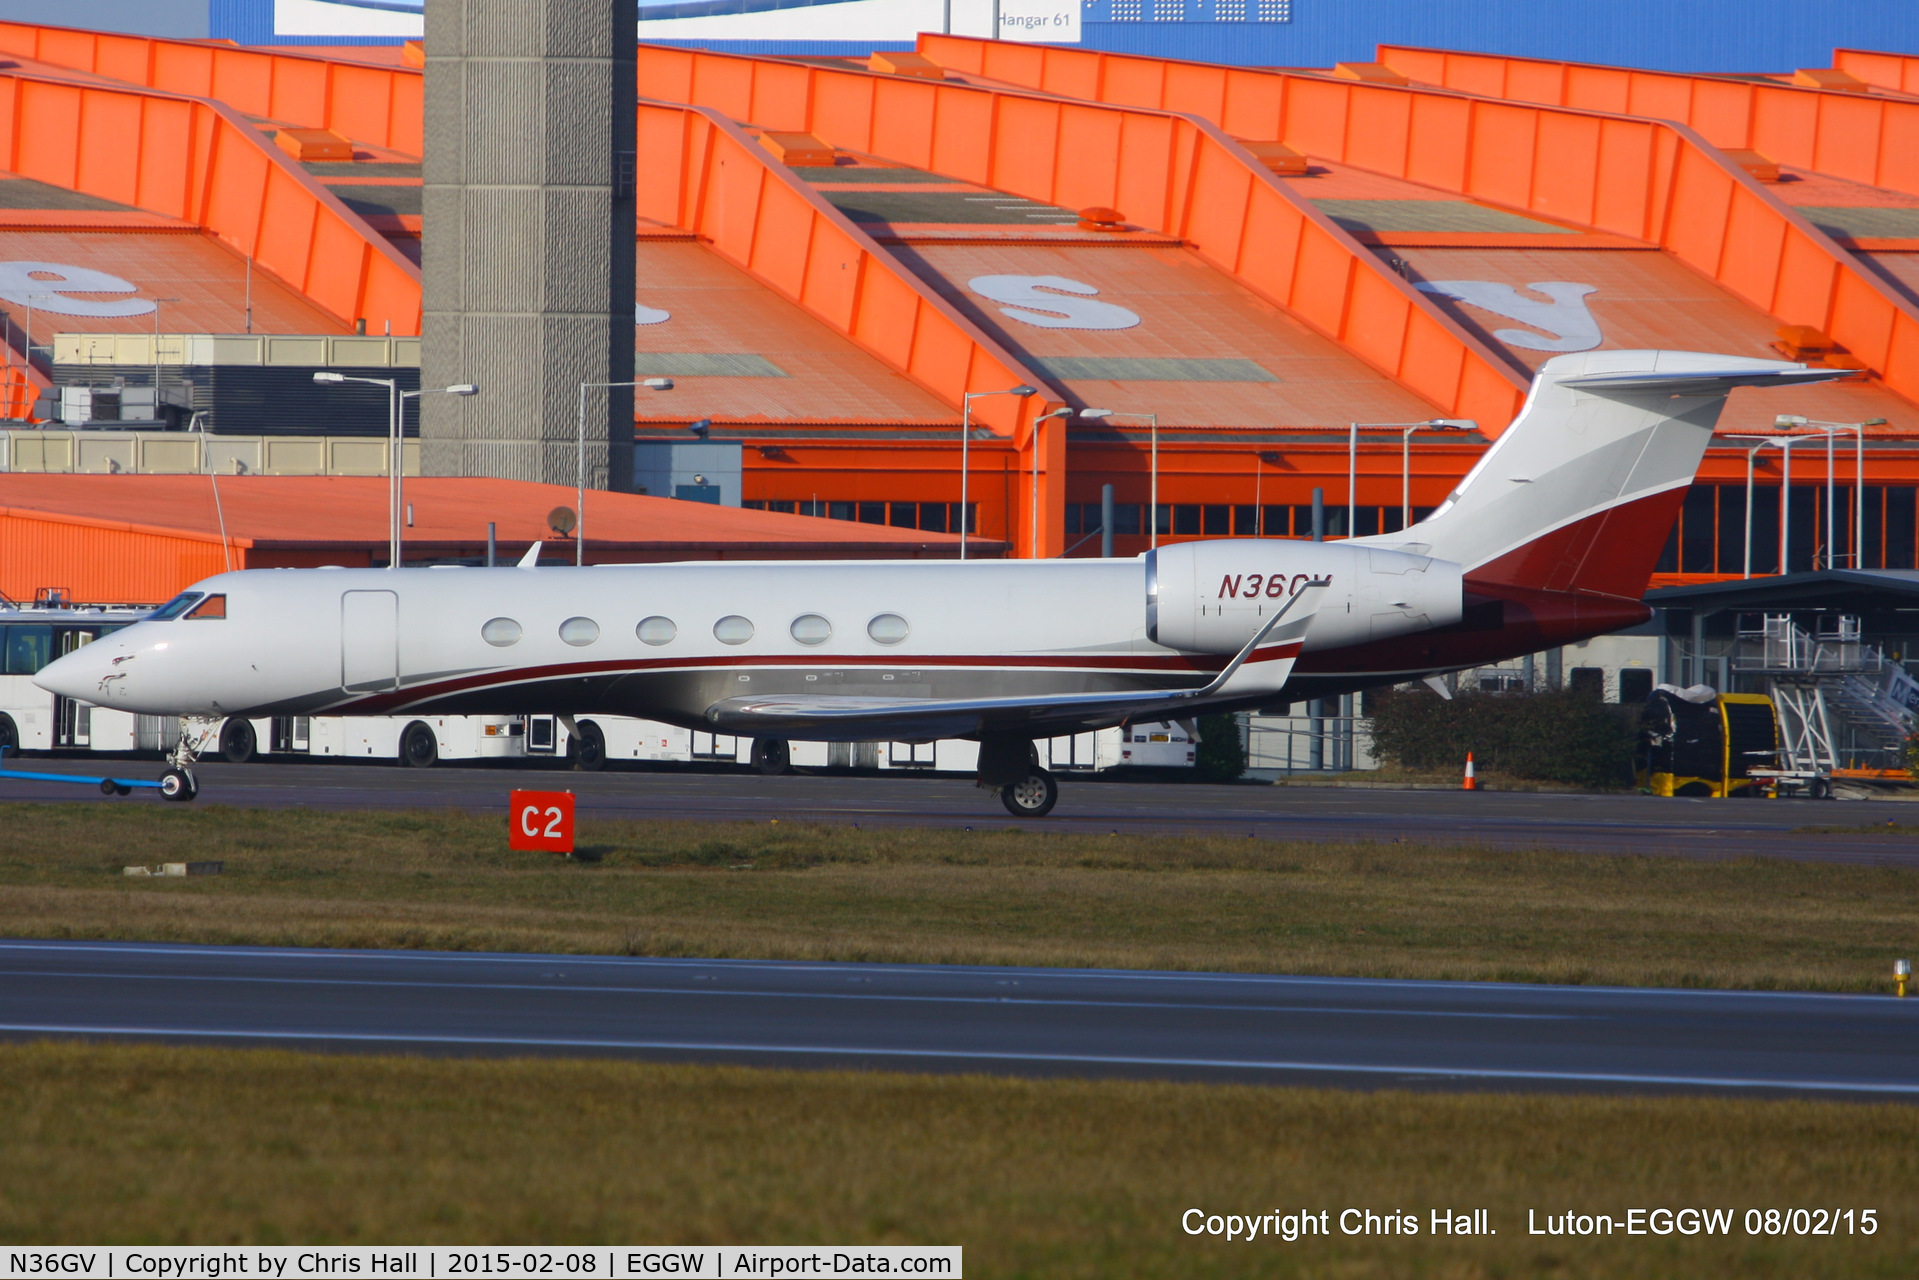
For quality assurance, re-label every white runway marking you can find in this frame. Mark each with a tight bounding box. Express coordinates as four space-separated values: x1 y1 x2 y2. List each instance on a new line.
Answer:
2 1022 1913 1095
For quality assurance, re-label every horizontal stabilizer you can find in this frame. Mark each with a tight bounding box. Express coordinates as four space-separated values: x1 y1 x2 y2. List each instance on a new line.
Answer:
1556 367 1849 396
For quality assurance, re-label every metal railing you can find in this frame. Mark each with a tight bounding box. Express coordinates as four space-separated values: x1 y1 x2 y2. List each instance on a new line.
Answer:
1246 716 1376 774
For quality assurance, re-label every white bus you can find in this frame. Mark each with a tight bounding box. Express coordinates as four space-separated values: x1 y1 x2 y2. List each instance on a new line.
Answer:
0 603 162 758
544 716 1197 775
217 712 532 768
0 603 529 768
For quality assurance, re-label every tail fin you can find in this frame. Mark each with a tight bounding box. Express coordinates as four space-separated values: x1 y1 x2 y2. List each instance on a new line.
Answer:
1376 350 1845 598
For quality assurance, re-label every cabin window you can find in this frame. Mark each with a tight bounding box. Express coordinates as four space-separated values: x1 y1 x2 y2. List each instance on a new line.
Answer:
867 613 909 644
790 614 832 645
558 617 600 646
637 616 677 645
148 592 204 621
184 594 227 620
714 615 755 645
481 617 523 647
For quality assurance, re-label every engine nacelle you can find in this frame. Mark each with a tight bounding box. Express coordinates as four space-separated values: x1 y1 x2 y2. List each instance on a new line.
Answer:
1147 540 1463 654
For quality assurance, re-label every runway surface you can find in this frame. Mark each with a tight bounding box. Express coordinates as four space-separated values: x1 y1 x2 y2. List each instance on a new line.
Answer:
5 756 1919 862
2 939 1914 1096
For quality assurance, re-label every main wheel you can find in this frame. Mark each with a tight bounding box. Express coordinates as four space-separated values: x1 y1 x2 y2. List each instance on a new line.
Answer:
159 768 198 802
571 719 608 772
752 738 791 776
219 717 257 764
399 721 439 768
1000 768 1059 818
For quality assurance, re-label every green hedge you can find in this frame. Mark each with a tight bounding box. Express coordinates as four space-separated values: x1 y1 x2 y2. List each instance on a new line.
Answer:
1368 687 1637 789
1194 712 1247 782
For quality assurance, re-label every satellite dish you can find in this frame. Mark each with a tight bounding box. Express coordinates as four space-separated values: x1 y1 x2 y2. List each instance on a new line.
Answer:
547 506 577 537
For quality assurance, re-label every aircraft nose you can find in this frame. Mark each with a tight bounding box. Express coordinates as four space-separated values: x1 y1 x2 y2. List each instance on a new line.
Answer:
33 646 110 701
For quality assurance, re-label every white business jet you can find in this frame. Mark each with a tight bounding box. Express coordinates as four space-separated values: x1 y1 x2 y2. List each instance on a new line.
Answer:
36 350 1841 814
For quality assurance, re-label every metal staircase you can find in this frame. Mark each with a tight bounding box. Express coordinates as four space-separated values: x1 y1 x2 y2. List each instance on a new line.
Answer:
1733 615 1917 775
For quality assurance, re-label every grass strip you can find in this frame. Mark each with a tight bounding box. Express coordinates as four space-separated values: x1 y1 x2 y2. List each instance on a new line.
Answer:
0 803 1913 991
0 1042 1913 1277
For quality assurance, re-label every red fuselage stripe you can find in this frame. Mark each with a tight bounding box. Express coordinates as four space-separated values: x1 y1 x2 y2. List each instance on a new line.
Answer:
334 642 1304 714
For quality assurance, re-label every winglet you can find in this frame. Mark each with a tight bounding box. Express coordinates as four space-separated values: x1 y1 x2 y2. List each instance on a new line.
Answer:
517 542 543 569
1194 579 1329 698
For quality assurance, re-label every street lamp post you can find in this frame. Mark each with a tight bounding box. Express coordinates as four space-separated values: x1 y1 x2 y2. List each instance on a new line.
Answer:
23 292 56 379
1342 419 1475 539
1775 414 1884 569
1730 414 1884 577
1078 408 1158 547
1398 419 1477 530
1729 433 1815 576
150 297 179 420
315 373 478 568
575 377 675 566
1737 438 1770 579
1028 405 1072 559
960 385 1036 560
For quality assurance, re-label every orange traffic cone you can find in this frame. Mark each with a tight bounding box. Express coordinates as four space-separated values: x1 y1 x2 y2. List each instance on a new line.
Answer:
1462 752 1477 791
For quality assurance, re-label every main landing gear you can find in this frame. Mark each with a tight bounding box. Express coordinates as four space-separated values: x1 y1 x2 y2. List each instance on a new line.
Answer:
751 737 792 776
977 738 1059 818
999 769 1059 817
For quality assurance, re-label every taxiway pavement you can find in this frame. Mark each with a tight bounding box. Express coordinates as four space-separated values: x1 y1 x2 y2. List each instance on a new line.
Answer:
2 940 1913 1096
3 758 1917 863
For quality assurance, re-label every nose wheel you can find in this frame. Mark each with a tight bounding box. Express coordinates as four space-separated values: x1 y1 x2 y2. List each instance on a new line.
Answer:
157 716 216 802
999 768 1059 817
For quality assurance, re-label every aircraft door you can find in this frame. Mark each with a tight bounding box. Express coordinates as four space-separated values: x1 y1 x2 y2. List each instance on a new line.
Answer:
341 591 399 693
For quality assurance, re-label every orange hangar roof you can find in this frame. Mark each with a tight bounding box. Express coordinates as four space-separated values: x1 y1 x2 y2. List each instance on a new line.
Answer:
630 233 957 428
1834 49 1919 97
777 156 1444 430
912 33 1919 440
0 22 424 422
1372 44 1919 319
0 475 991 604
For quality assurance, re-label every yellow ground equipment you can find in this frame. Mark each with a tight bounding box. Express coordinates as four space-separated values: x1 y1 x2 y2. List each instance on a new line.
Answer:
1636 688 1781 798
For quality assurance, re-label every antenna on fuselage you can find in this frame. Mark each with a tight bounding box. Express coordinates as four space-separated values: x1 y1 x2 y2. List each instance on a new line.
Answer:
517 541 543 569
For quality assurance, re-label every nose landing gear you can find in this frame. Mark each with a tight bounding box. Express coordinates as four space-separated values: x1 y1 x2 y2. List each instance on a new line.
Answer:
157 715 217 802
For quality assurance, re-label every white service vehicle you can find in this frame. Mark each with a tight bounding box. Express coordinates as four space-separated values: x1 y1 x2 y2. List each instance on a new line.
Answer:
547 716 1196 773
208 712 530 768
0 604 166 757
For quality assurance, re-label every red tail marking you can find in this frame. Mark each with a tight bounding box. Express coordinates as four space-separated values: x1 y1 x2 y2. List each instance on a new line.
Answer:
1467 488 1687 600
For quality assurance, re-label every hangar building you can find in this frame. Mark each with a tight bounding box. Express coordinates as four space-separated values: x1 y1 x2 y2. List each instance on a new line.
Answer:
0 17 1917 590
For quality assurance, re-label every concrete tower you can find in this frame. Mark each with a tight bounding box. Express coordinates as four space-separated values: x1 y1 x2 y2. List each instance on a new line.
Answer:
420 0 636 490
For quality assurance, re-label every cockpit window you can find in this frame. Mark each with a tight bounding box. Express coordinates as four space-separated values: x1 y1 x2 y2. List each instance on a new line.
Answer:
148 592 205 621
184 594 227 620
